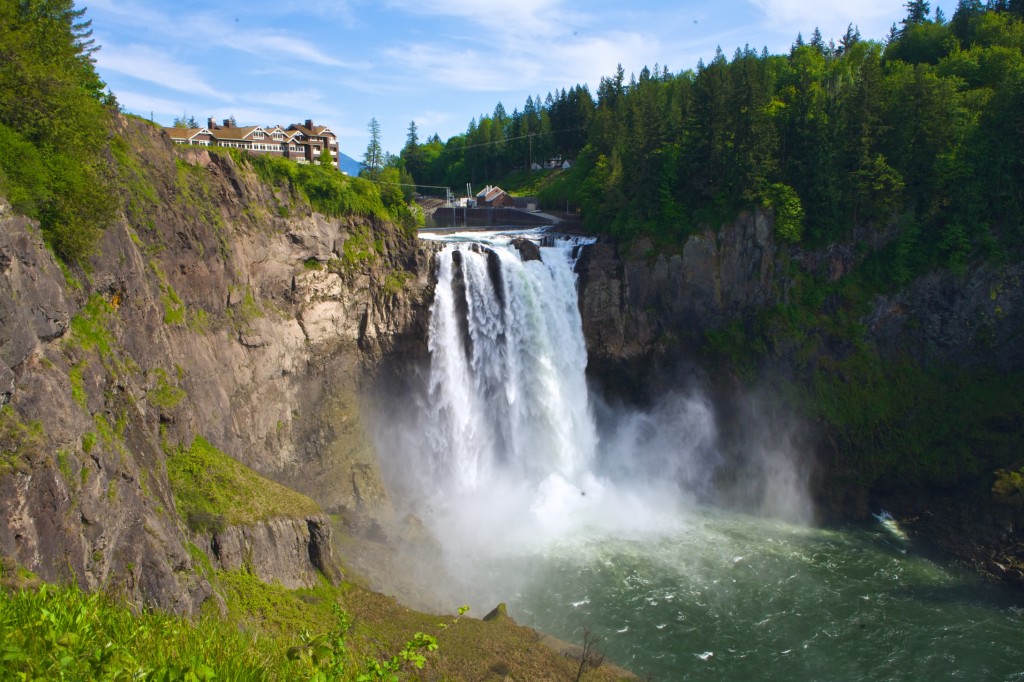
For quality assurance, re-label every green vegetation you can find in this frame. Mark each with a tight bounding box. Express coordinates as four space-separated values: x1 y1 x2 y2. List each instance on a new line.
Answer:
993 467 1024 497
165 435 320 533
228 286 264 331
69 360 87 407
406 4 1024 272
336 227 383 271
67 294 115 358
0 407 43 477
148 260 189 326
0 575 479 682
238 152 385 220
808 356 1024 487
382 270 412 297
0 581 323 680
146 368 187 411
0 0 116 264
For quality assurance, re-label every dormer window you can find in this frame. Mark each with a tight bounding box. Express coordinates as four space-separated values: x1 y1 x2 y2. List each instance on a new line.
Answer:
253 131 265 140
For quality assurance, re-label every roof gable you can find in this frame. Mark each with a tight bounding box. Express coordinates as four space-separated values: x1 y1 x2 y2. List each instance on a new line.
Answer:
165 127 211 141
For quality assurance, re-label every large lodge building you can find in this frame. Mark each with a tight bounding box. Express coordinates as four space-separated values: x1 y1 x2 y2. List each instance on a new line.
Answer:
164 117 342 171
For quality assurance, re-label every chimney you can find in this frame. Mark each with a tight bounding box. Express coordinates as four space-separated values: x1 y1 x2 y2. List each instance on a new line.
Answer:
207 117 216 129
223 118 232 128
305 119 314 130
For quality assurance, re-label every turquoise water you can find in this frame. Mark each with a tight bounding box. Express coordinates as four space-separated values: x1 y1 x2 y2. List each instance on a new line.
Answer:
461 510 1024 681
404 232 1023 680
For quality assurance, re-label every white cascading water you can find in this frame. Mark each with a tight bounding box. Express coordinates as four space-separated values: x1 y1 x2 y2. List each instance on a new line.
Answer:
394 233 723 560
424 239 597 494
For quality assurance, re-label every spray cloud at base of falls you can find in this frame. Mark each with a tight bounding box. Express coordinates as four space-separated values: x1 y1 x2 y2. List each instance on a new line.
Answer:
373 232 812 566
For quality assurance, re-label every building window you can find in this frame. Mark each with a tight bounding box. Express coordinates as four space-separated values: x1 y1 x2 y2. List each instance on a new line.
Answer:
254 131 264 140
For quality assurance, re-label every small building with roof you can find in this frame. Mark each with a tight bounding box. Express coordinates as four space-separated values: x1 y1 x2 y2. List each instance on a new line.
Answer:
475 185 515 208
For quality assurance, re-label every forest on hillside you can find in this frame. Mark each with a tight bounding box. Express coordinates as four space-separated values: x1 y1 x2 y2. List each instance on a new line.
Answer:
396 1 1024 494
400 1 1024 282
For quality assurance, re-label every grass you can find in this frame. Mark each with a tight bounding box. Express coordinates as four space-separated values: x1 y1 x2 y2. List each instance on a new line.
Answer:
382 269 411 297
146 368 187 411
0 570 630 681
0 582 288 680
337 227 382 271
69 360 87 407
497 167 562 196
0 406 43 477
67 294 115 358
166 436 321 533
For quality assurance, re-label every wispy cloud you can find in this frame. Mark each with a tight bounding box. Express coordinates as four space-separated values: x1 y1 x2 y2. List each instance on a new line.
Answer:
95 42 232 100
383 0 574 38
383 43 544 92
89 0 360 70
746 0 906 39
214 28 354 67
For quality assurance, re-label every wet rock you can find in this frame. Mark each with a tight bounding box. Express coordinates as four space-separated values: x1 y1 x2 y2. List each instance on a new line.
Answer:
511 238 541 262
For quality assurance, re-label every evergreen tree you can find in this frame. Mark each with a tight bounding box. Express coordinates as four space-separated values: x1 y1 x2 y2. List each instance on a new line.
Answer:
0 0 115 263
361 117 383 180
405 120 419 150
903 0 931 26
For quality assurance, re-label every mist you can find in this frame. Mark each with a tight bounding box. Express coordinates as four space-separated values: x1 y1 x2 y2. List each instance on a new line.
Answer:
364 235 815 612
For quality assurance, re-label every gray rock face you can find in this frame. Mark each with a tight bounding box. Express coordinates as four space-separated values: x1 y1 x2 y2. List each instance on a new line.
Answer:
866 263 1024 371
0 117 432 611
0 201 72 406
206 514 340 589
577 209 1024 378
576 209 777 366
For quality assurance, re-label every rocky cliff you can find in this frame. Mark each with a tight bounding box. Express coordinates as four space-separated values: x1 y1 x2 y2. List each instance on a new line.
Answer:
576 209 777 373
574 209 1024 583
0 116 434 611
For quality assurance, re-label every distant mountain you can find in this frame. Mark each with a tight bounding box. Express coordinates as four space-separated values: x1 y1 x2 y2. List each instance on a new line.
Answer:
336 151 362 176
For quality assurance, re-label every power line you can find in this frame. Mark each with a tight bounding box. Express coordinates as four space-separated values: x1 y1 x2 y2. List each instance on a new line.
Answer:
454 126 585 152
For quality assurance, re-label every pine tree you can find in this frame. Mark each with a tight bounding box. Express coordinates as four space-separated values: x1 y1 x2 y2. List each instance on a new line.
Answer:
362 117 383 180
903 0 931 27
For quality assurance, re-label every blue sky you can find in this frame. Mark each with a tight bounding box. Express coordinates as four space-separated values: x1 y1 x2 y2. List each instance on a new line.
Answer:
88 0 917 158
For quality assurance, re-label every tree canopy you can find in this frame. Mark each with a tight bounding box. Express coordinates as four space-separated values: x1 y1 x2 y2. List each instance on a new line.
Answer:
401 3 1024 277
0 0 116 264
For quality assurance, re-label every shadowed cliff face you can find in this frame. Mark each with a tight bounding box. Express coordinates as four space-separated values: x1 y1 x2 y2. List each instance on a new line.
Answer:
574 209 778 396
573 212 1024 586
0 116 435 611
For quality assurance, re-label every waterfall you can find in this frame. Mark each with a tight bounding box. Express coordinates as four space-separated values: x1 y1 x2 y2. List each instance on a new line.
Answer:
423 238 597 495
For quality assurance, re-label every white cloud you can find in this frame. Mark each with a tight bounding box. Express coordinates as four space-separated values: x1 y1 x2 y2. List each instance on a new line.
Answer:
214 28 353 67
383 0 585 41
746 0 906 40
410 110 456 135
95 42 232 100
546 32 659 92
89 0 359 70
